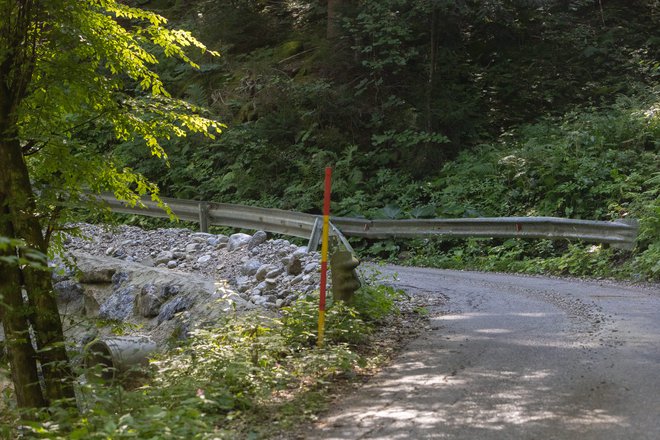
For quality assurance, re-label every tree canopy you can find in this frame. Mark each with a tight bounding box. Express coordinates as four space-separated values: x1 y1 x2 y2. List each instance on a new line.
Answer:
0 0 221 409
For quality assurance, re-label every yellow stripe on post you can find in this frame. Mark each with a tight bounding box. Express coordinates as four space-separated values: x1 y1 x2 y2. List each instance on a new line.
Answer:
317 167 332 348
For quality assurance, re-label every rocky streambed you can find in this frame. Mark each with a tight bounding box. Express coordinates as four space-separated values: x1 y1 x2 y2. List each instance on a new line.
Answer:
51 223 323 345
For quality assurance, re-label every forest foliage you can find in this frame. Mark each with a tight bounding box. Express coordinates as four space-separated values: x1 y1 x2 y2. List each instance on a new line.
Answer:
110 0 660 280
0 0 658 438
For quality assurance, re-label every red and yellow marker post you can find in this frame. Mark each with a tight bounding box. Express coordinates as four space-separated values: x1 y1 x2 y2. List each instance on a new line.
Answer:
317 167 332 348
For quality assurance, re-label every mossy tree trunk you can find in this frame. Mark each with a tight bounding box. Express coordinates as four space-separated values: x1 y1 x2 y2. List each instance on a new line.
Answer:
0 0 75 408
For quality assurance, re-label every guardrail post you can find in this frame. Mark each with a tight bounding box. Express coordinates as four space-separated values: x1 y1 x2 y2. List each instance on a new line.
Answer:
307 217 322 251
198 202 209 233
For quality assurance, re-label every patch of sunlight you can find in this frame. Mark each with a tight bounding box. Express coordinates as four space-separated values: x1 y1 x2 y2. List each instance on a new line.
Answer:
475 328 512 334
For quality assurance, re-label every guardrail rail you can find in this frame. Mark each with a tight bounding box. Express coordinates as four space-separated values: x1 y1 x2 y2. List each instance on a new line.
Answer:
96 193 639 250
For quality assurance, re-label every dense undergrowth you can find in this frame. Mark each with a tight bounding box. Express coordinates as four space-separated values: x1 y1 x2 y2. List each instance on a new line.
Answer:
0 283 409 439
101 0 660 282
370 94 660 281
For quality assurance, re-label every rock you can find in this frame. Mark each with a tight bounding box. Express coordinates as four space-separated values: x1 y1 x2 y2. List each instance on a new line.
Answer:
164 284 181 298
112 271 129 288
248 231 268 250
53 280 84 303
185 243 202 254
235 276 251 292
304 262 317 274
157 296 193 324
135 284 164 318
197 254 212 264
155 251 174 265
228 233 252 251
265 267 284 279
167 260 178 269
209 235 229 247
255 281 270 292
277 289 292 299
139 257 155 267
255 264 277 282
98 286 135 320
253 296 268 306
192 232 213 238
286 256 303 276
292 247 308 258
241 260 262 276
80 267 116 284
192 233 213 243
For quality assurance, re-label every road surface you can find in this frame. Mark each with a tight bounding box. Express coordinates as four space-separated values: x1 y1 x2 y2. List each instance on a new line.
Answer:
309 266 660 439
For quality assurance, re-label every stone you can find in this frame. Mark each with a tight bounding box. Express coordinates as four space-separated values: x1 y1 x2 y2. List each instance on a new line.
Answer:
241 259 262 276
292 247 308 258
111 271 129 288
248 231 268 250
167 260 178 269
192 232 214 239
98 286 135 320
255 281 270 292
255 264 277 282
197 254 212 264
235 276 251 293
80 267 116 284
53 280 84 303
304 262 317 274
155 251 174 265
253 296 268 306
286 256 303 276
185 243 202 254
265 267 284 279
139 257 155 267
164 284 181 298
228 233 252 251
157 296 193 324
135 283 164 318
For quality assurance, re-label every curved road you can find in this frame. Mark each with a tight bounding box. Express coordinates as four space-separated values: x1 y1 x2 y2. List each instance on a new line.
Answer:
309 266 660 439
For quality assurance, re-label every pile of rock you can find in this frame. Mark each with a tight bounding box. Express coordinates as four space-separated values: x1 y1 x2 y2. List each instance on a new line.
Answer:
50 223 325 344
62 223 322 308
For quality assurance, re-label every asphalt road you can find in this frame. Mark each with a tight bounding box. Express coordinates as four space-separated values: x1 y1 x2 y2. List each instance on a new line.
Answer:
310 266 660 439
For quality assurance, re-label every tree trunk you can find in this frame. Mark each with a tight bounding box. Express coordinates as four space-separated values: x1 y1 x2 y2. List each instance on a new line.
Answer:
0 118 75 406
327 0 344 40
0 209 45 409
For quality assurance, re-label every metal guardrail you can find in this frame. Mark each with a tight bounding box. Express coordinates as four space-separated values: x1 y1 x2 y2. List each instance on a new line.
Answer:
96 193 639 250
